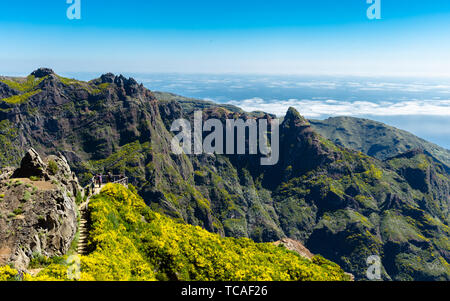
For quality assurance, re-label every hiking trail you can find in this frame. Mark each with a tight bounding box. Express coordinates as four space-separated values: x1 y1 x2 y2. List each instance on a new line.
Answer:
77 176 128 255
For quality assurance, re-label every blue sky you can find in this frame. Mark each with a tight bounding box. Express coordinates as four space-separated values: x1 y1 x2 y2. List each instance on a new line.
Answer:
1 0 450 75
0 1 449 148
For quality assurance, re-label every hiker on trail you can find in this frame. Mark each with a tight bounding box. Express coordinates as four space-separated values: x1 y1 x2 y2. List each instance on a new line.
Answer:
99 174 103 187
108 172 113 183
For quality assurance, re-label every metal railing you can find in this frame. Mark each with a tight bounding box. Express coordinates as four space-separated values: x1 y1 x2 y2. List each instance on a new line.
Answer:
83 174 129 200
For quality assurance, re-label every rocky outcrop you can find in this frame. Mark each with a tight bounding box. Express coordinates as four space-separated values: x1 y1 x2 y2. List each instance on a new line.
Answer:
12 148 47 180
30 67 55 78
0 149 79 271
273 238 314 260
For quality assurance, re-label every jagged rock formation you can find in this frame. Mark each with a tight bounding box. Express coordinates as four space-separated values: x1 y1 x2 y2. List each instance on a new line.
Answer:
0 69 449 280
0 149 79 271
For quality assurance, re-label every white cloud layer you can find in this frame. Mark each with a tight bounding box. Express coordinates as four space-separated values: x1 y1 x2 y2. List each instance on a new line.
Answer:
226 98 450 118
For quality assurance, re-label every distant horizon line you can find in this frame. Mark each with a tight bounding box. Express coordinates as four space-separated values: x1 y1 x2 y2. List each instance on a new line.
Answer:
2 68 450 81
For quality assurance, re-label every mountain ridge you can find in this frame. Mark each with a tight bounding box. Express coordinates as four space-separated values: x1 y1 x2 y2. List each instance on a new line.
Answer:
310 116 450 168
153 91 450 167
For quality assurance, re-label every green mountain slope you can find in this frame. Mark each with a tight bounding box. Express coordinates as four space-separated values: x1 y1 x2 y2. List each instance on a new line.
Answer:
0 184 349 281
309 116 450 168
0 69 448 281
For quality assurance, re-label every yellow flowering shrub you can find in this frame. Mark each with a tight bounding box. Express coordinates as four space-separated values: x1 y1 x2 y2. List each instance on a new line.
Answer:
5 184 349 281
0 266 18 281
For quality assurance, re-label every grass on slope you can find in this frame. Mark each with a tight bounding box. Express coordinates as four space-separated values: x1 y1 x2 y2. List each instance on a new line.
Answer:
0 75 45 104
0 75 45 92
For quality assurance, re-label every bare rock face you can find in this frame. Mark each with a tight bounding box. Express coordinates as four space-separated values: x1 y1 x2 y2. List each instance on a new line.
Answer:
273 238 314 260
0 149 79 271
12 148 47 179
0 167 14 181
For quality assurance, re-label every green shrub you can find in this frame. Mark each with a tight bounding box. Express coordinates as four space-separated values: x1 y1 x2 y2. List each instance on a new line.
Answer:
75 192 83 205
47 160 58 175
21 191 32 202
13 208 23 215
13 181 23 187
28 253 65 269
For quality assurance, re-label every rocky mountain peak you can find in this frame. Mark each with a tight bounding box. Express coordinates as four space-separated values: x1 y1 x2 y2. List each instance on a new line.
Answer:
30 68 55 78
283 107 310 127
99 73 139 87
99 72 116 83
97 72 145 98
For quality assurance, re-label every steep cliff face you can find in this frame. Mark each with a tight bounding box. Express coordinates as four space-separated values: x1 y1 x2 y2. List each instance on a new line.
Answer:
0 69 449 280
0 149 80 270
